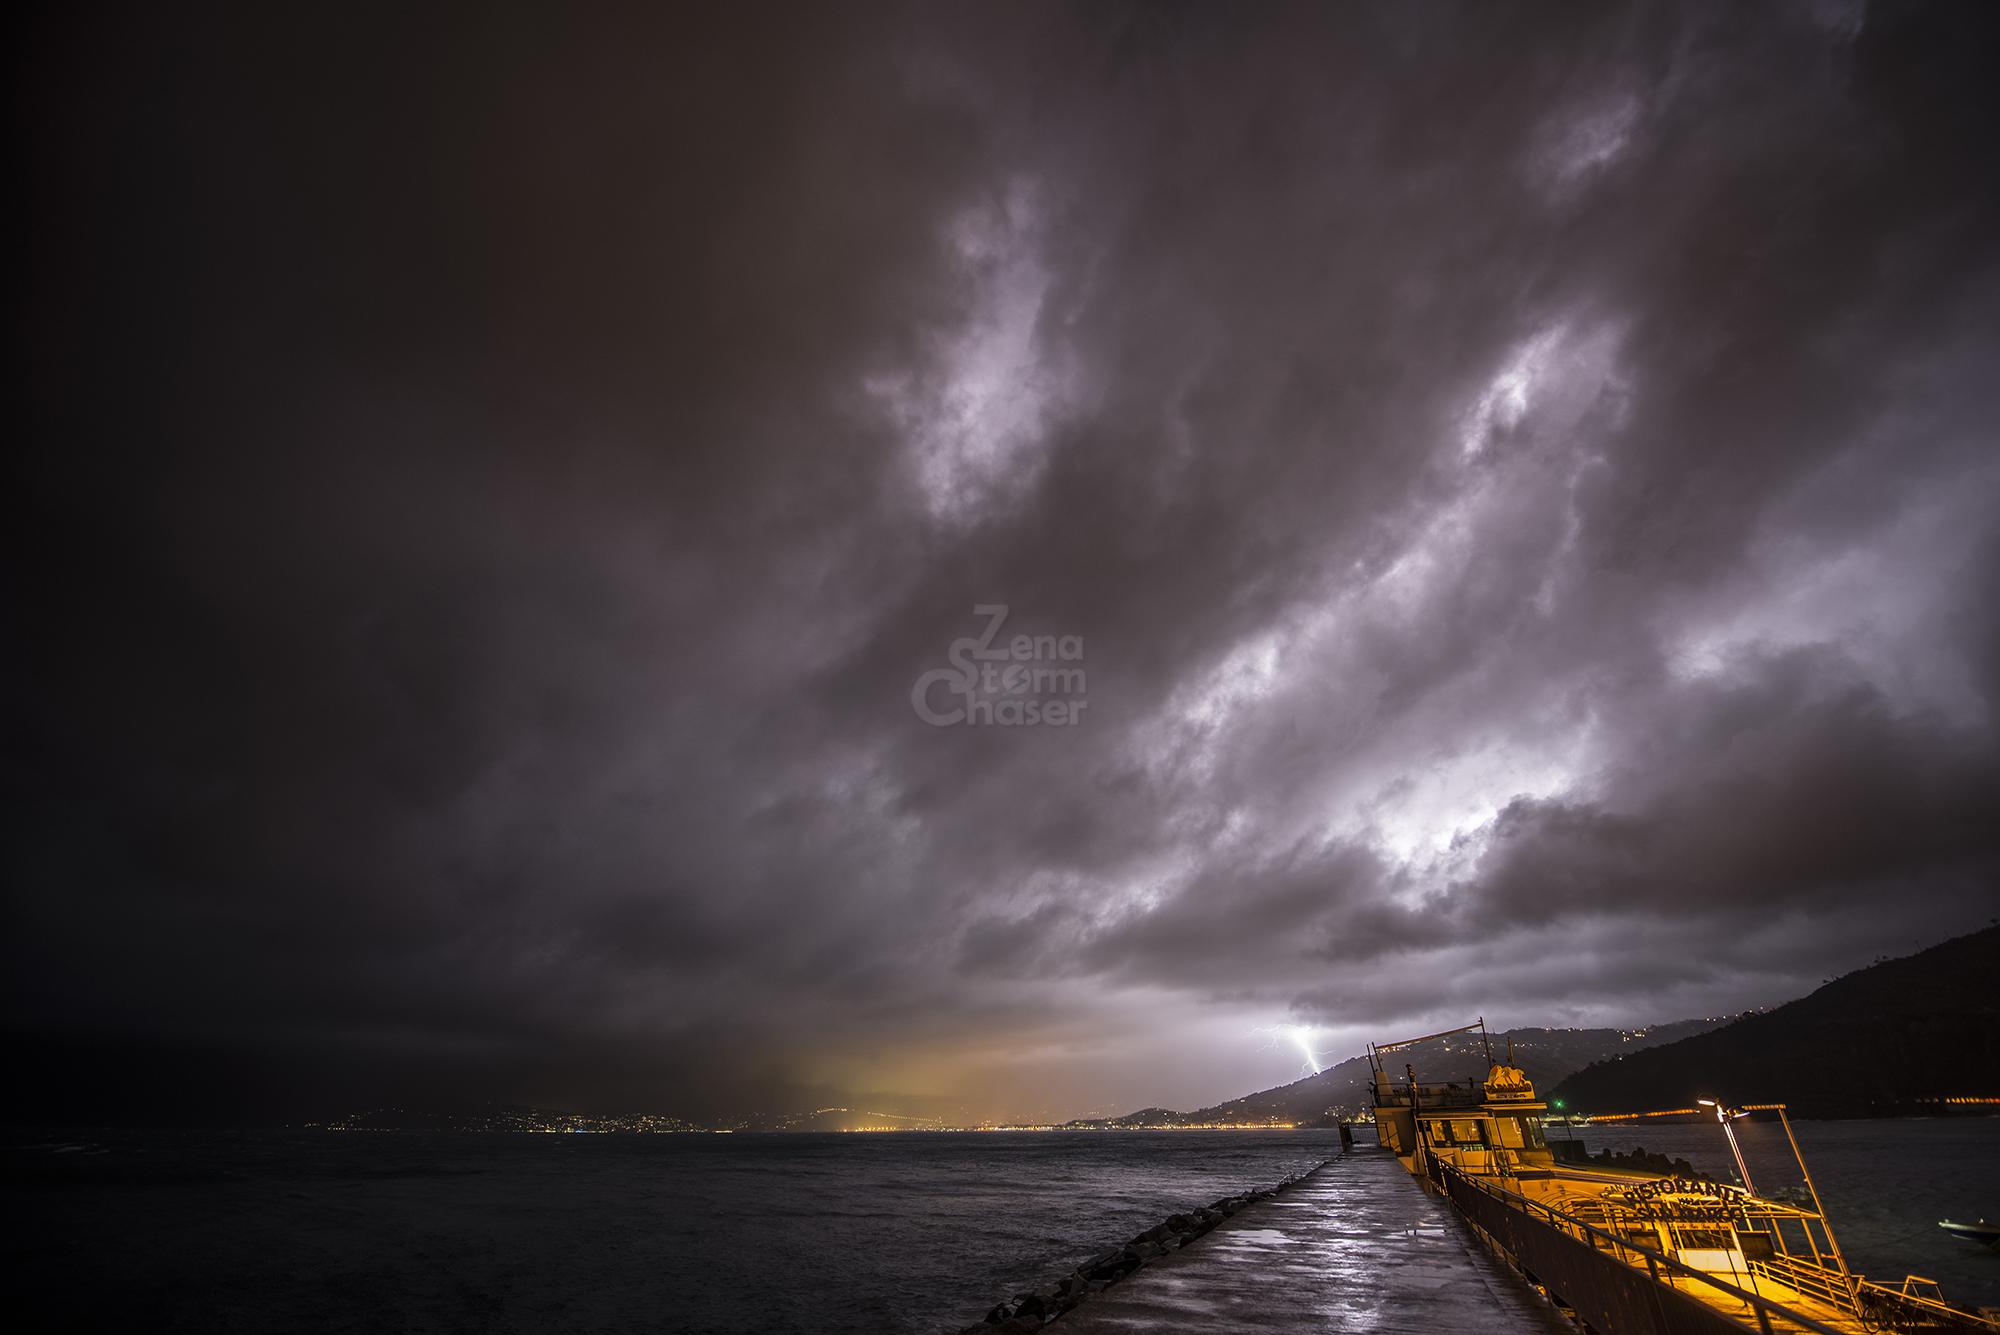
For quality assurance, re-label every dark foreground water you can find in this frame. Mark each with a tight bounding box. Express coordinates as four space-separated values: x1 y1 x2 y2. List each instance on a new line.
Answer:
2 1128 1339 1334
4 1120 1995 1333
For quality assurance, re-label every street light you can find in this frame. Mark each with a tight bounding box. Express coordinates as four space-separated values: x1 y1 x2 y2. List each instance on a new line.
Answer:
1697 1097 1756 1195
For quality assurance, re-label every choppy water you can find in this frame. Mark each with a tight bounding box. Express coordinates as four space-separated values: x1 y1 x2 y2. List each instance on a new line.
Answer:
4 1119 1994 1333
2 1128 1339 1334
1566 1117 2000 1310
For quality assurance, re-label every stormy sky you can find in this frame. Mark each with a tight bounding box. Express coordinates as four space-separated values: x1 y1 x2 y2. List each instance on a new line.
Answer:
10 1 1999 1124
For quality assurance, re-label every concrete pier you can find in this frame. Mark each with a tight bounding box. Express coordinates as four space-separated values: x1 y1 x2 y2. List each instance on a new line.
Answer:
1054 1147 1569 1333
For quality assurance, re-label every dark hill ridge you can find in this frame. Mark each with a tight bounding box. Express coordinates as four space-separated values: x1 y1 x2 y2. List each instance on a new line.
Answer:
1071 1019 1726 1128
1550 923 2000 1118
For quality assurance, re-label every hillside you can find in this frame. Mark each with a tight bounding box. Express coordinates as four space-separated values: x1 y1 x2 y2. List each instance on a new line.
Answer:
1550 924 2000 1117
1074 1019 1726 1128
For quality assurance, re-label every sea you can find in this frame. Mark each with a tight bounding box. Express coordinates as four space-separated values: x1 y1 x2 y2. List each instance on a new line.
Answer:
4 1119 1995 1333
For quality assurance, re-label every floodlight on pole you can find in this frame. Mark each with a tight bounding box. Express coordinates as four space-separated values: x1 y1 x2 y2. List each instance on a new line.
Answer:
1697 1096 1756 1196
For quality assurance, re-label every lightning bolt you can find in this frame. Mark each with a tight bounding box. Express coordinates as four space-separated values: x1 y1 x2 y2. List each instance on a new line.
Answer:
1255 1024 1326 1077
1288 1025 1324 1075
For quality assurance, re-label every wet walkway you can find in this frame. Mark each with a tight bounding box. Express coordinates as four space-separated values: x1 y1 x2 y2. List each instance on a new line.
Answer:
1054 1146 1569 1333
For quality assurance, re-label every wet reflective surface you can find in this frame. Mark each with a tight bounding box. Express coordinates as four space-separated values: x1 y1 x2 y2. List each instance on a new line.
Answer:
1058 1147 1569 1333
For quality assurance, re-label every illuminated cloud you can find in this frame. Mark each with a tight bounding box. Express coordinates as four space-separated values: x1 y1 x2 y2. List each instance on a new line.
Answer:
871 179 1069 522
10 1 2000 1123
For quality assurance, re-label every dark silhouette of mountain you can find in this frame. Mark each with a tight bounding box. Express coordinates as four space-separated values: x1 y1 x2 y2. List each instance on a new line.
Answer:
1550 924 2000 1117
1073 1019 1726 1127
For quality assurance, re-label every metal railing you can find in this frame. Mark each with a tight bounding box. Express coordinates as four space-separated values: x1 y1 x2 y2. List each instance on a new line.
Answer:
1751 1253 1853 1311
1848 1275 2000 1335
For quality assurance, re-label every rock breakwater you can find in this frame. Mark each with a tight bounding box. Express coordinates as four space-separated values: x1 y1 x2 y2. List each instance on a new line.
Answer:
954 1159 1332 1333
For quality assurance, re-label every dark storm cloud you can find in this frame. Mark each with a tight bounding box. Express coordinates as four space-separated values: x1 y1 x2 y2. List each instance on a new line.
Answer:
9 0 2000 1121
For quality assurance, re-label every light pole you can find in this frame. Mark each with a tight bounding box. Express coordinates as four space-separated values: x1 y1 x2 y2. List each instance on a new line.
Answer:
1697 1097 1755 1196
